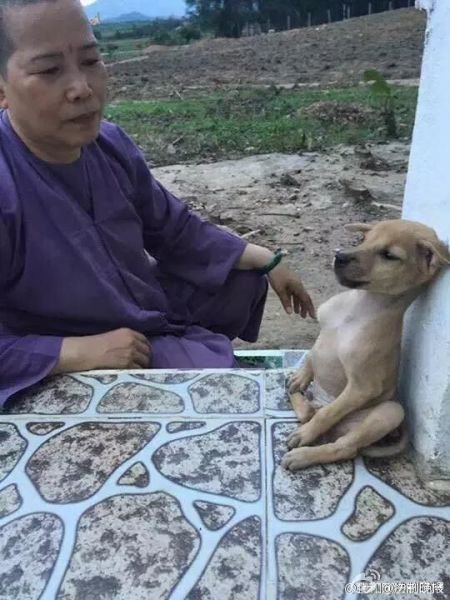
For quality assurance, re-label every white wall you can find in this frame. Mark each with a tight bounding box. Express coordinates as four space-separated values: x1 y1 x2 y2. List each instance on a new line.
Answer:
401 0 450 482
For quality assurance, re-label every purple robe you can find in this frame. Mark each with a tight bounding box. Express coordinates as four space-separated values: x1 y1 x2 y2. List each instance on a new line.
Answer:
0 110 267 407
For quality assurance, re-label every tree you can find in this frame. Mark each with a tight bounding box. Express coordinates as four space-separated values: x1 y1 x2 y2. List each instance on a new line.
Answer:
186 0 413 37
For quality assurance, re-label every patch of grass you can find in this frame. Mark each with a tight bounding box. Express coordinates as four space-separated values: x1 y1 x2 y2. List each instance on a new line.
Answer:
100 38 148 63
105 86 418 166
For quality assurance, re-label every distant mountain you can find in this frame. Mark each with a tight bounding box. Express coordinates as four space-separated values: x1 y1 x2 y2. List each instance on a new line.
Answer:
105 11 154 23
85 0 186 21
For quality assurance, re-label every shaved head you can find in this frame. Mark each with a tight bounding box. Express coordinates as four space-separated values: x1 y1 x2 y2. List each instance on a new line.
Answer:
0 0 59 76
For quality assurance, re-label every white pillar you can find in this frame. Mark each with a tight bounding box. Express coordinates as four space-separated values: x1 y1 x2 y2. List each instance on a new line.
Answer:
401 0 450 486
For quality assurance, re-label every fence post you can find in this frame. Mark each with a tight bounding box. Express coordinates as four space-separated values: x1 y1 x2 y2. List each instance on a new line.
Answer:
307 11 311 27
342 3 346 19
287 14 291 30
327 9 332 23
368 2 372 15
347 5 351 19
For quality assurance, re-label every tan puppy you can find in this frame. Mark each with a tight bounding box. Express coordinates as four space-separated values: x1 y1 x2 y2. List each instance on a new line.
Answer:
283 219 450 471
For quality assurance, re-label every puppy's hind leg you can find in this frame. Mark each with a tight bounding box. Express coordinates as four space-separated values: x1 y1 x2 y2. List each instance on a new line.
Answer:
289 392 316 424
283 401 405 471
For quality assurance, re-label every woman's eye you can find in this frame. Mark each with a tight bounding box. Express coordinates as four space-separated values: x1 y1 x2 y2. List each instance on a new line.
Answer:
38 67 59 75
83 59 100 66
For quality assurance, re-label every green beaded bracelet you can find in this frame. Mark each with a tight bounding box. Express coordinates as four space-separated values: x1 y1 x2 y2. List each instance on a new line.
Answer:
259 248 287 275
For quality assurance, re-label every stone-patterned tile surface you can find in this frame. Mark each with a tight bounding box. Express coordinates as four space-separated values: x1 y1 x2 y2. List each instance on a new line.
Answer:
98 382 185 413
117 461 150 488
270 421 354 520
193 500 235 530
0 513 64 599
26 422 160 503
364 453 450 506
276 533 351 600
265 370 296 415
188 373 261 413
3 368 264 418
187 516 262 599
4 376 94 415
0 484 22 518
153 421 262 501
0 424 27 481
0 417 266 600
360 517 450 600
59 492 200 599
0 352 449 600
166 421 206 433
282 350 306 369
341 486 395 542
26 422 66 435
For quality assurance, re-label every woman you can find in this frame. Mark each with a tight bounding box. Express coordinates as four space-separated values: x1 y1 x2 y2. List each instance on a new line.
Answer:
0 0 315 406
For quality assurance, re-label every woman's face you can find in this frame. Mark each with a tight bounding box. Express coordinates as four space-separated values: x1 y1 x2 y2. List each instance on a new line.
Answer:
0 0 108 162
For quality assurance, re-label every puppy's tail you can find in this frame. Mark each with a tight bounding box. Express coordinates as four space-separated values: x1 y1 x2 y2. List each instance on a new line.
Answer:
360 426 409 458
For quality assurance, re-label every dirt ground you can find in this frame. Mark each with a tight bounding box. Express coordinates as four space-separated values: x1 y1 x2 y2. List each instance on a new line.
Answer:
108 8 425 100
153 142 409 350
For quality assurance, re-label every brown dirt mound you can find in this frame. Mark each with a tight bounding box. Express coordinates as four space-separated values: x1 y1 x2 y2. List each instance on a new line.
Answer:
109 8 426 99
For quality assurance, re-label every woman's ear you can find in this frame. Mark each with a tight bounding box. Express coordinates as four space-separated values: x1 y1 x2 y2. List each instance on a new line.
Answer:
0 77 9 109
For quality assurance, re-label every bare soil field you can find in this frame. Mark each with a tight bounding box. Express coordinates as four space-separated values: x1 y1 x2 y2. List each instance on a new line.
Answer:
108 9 425 99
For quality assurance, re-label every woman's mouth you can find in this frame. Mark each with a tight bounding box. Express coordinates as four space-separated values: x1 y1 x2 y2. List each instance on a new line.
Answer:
69 111 98 125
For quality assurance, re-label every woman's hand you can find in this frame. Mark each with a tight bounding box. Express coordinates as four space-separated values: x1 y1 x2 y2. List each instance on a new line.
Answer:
235 243 316 318
51 328 152 374
268 266 316 319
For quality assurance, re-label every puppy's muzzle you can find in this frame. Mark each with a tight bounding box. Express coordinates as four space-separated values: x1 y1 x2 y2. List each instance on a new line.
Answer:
334 250 355 268
334 250 368 288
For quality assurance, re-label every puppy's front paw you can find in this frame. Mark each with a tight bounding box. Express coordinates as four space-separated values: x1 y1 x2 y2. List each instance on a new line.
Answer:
287 423 318 448
288 370 310 393
287 427 304 449
282 448 315 471
287 424 313 448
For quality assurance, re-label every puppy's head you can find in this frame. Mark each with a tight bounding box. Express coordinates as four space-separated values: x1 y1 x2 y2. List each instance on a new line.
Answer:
334 220 450 295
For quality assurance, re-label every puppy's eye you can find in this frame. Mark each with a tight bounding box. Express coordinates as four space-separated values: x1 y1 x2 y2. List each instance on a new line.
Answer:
380 249 400 261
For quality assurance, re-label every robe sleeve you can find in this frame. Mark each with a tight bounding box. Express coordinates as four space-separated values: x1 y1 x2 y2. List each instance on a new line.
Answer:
114 127 248 291
0 216 63 408
0 330 63 408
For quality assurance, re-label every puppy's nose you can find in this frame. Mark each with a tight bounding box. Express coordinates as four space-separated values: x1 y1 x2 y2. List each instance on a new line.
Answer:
334 250 355 266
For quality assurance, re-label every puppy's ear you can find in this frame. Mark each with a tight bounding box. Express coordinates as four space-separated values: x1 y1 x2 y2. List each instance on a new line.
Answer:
417 239 450 274
344 222 376 233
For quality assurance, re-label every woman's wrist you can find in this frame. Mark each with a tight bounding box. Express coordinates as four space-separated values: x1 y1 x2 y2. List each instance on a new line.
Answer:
258 249 287 274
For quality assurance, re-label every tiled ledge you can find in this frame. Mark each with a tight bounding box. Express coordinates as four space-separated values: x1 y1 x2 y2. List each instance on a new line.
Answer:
0 350 449 600
1 350 306 419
